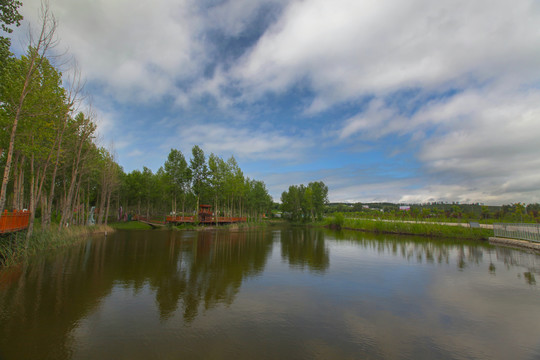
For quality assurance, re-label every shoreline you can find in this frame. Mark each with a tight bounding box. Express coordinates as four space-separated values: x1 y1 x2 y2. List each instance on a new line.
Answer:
489 237 540 252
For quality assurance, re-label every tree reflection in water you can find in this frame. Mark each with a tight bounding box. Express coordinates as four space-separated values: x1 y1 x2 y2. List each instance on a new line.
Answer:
0 229 273 359
280 227 330 273
0 227 539 360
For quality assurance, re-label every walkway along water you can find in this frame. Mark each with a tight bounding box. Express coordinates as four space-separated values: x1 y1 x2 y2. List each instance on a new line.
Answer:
137 205 247 227
490 223 540 252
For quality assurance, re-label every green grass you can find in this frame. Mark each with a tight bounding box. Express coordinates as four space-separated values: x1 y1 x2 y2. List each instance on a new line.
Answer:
0 225 114 268
323 215 492 240
109 221 154 230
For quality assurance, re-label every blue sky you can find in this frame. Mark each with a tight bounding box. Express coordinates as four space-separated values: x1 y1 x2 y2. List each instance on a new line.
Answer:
12 0 540 204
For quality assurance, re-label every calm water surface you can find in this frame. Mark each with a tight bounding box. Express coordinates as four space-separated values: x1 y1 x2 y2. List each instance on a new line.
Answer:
0 227 539 359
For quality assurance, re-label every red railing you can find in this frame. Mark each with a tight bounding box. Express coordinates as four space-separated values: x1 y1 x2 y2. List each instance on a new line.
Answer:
0 210 31 234
165 215 247 224
165 215 195 223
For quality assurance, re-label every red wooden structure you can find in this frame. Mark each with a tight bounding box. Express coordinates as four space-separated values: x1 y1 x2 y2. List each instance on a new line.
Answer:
0 210 31 234
166 205 246 224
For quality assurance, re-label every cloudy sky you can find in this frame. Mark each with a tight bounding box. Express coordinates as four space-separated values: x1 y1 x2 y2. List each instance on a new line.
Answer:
11 0 540 204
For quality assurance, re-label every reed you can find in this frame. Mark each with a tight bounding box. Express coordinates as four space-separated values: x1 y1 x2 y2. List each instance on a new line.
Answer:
0 225 113 268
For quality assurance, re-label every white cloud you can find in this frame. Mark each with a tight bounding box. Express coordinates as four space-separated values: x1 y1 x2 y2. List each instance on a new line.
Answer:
18 0 202 102
335 86 540 204
13 0 540 205
233 0 540 108
172 123 312 161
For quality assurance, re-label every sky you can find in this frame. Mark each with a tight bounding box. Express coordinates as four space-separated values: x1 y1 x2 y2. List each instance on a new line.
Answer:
10 0 540 205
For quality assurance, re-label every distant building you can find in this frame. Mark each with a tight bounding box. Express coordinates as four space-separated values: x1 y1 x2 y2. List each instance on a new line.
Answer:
399 206 410 211
363 205 369 209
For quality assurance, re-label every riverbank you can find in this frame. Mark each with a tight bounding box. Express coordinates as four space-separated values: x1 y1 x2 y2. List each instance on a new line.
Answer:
489 237 540 252
323 214 492 240
0 225 114 268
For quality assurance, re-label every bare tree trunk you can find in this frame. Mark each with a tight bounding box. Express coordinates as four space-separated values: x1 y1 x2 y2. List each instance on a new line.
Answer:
43 115 68 228
104 190 112 226
59 117 93 229
11 152 20 210
16 157 25 210
97 181 107 225
26 155 36 241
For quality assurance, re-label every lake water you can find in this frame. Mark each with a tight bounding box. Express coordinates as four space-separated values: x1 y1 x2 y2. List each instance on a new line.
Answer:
0 226 539 359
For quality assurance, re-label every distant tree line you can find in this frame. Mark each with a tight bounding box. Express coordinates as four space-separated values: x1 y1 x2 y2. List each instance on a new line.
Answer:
325 202 540 223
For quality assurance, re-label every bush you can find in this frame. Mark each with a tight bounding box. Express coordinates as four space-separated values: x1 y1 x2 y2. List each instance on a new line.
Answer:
325 212 345 229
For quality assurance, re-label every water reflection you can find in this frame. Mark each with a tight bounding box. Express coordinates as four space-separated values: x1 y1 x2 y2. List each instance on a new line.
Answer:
111 229 273 321
280 227 329 273
0 229 273 359
0 227 539 360
331 229 540 277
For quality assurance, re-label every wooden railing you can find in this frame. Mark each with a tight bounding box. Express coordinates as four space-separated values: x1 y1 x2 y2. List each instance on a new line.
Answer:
0 210 31 234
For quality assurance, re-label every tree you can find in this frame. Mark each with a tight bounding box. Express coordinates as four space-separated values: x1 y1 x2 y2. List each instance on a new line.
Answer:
0 3 57 215
281 181 328 222
0 0 22 34
0 0 23 66
308 181 328 221
189 145 207 211
164 148 191 216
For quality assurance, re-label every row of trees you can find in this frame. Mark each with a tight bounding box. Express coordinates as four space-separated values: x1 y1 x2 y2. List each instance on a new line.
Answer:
1 3 273 232
1 3 122 238
280 182 329 222
326 202 540 223
120 146 274 221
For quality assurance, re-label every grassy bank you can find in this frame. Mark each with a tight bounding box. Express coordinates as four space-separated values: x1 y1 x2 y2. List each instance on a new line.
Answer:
0 225 113 268
109 221 156 230
324 214 492 240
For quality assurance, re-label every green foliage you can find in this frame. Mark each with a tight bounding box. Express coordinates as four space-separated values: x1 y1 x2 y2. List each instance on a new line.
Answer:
281 181 328 222
118 146 272 221
0 0 23 34
0 0 22 67
324 212 344 229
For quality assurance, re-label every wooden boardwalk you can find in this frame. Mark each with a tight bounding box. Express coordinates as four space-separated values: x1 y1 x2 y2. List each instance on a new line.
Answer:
0 210 30 234
165 215 247 224
136 205 247 228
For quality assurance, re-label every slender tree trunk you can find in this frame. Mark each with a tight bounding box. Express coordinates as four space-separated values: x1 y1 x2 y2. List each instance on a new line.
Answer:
97 180 107 225
11 153 20 210
26 155 36 241
44 116 67 228
17 157 25 210
104 190 112 226
59 129 87 229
